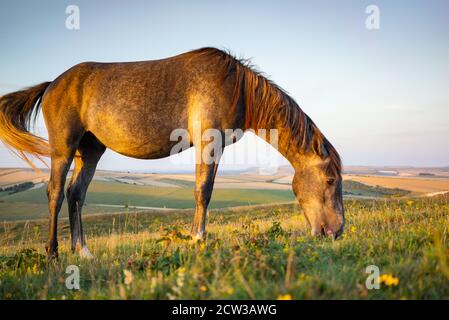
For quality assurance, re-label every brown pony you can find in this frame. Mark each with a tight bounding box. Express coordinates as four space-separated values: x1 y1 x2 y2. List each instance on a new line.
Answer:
0 48 344 259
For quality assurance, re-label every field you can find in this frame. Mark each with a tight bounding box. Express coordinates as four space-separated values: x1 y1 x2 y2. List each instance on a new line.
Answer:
0 194 448 299
344 175 449 195
0 181 295 221
0 167 448 299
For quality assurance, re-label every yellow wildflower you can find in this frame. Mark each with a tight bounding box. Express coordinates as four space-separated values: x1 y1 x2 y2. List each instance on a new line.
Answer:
350 226 357 233
378 274 399 286
226 287 234 295
277 294 293 300
200 285 207 292
178 267 186 274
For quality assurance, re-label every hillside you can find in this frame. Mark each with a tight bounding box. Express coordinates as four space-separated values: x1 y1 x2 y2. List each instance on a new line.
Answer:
1 194 448 299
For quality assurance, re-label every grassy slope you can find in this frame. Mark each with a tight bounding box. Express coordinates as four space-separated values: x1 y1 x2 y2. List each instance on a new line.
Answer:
0 195 448 299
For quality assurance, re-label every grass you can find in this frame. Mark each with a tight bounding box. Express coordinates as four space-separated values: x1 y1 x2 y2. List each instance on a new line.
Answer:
0 194 448 299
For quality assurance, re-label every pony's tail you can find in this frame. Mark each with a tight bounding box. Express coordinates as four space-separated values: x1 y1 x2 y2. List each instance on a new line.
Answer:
0 82 52 169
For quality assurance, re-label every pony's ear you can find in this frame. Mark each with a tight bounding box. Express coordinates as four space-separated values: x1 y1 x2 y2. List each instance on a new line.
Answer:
311 138 328 157
321 157 331 166
311 135 320 154
320 157 332 174
320 144 329 157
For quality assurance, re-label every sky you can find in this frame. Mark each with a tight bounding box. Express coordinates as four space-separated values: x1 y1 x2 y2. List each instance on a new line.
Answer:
1 0 448 171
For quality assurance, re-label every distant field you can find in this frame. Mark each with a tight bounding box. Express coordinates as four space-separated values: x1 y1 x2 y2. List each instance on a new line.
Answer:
342 180 410 198
344 175 449 194
0 181 296 221
0 177 412 221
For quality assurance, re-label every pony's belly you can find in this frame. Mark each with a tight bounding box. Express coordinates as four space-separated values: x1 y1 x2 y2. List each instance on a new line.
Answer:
112 146 174 160
86 106 189 160
99 134 181 159
89 124 184 160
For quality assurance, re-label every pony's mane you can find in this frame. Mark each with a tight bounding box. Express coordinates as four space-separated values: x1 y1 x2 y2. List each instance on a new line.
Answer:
190 47 342 178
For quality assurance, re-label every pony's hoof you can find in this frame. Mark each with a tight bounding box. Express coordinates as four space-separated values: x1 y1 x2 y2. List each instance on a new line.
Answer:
191 231 206 243
79 246 94 259
45 244 59 261
46 253 59 262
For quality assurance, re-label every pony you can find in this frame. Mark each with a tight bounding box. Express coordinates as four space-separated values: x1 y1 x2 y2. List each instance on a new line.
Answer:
0 48 344 259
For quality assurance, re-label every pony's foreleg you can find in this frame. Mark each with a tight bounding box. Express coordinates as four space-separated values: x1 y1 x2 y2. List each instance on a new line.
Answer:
191 155 221 241
46 154 74 259
67 137 105 259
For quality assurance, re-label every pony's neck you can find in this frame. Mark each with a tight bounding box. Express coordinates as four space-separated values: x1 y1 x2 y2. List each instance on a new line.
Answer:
240 63 336 173
253 118 303 170
247 93 312 170
250 101 342 178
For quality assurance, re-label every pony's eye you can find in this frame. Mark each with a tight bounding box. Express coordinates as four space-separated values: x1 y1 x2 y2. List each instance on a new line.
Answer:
327 177 335 185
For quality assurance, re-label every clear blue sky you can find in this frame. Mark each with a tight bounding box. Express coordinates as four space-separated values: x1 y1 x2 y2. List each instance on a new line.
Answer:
1 0 448 170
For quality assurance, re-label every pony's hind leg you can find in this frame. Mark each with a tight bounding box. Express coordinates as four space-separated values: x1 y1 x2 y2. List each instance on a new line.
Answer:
46 151 76 259
66 132 105 259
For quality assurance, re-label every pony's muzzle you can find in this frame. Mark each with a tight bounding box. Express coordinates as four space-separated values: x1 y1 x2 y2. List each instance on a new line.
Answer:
325 220 344 240
311 221 344 240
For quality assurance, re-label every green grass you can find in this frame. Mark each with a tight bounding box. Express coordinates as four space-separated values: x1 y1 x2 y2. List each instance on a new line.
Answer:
0 194 448 299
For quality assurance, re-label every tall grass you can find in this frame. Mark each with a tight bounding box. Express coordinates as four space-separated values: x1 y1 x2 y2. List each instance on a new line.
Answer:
0 195 448 299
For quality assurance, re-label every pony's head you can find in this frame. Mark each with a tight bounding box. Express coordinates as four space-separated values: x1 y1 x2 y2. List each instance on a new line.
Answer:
292 150 344 239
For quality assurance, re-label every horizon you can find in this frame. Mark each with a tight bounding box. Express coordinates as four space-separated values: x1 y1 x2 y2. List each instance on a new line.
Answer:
1 163 448 175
